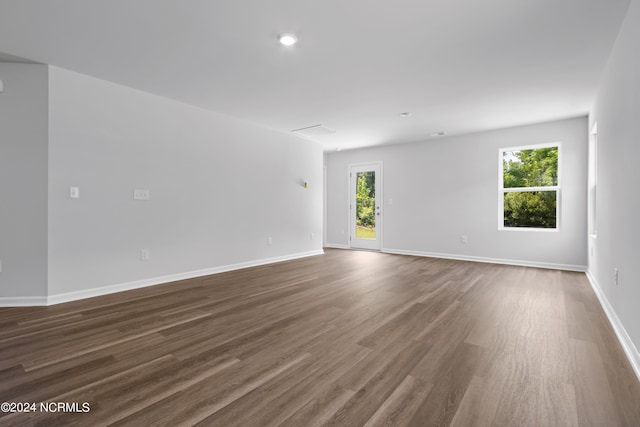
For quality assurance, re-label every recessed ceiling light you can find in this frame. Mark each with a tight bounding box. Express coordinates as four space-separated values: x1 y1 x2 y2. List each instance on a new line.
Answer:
279 33 298 46
399 112 412 118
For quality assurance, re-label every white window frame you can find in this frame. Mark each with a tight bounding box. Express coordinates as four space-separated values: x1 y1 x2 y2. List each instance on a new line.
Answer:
498 142 561 232
588 123 597 237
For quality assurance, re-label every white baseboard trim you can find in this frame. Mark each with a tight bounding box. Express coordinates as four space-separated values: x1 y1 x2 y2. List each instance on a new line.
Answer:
0 296 48 307
585 270 640 382
382 248 587 272
0 250 324 307
324 243 350 250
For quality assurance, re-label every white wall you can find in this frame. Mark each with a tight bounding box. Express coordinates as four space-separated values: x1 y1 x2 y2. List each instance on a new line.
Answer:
326 117 588 269
589 0 640 367
46 66 323 297
0 63 49 299
0 64 322 303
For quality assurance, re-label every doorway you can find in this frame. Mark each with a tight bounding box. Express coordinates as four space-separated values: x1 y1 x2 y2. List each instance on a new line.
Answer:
349 162 382 250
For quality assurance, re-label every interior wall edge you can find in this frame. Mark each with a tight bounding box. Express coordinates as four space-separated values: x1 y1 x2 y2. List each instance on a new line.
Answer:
382 248 587 272
586 269 640 383
0 296 49 307
0 250 324 307
324 243 350 250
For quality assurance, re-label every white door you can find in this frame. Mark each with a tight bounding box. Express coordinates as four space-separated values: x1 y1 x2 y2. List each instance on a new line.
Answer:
349 162 382 250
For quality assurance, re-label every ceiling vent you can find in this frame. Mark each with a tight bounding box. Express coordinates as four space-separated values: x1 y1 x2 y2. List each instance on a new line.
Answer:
291 124 336 137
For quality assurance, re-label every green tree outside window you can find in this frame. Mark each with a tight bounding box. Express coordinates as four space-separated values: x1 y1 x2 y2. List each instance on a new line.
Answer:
356 172 376 238
502 146 559 229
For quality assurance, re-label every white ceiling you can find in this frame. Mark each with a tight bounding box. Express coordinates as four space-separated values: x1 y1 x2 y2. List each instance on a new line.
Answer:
0 0 630 151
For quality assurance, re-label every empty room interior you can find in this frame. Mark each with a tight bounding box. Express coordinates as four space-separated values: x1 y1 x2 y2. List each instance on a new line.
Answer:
1 1 640 426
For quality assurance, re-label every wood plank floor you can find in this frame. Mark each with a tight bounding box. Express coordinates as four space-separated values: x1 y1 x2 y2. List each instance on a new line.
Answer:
1 249 639 426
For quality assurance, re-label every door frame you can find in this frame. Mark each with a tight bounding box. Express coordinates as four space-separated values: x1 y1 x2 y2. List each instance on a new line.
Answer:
323 165 327 247
348 161 383 250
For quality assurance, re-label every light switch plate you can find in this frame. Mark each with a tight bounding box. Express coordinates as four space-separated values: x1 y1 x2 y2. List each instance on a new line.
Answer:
70 186 80 199
134 189 150 200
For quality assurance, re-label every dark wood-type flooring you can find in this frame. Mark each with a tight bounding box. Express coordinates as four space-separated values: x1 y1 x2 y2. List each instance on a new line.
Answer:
1 249 639 426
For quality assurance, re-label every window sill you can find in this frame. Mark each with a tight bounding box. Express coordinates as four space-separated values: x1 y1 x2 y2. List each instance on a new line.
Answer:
499 227 559 233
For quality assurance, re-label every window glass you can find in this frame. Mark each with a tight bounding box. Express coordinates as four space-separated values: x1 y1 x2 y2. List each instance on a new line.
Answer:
500 144 559 230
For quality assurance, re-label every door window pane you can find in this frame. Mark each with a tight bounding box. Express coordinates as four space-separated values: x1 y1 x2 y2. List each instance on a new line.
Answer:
356 171 376 239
